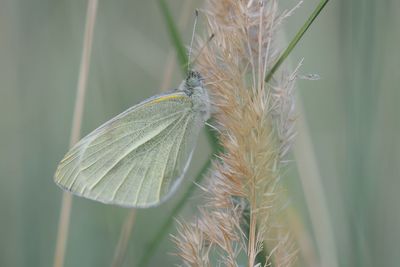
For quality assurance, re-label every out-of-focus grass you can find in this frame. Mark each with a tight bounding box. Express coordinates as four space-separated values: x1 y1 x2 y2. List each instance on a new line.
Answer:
288 1 400 267
0 0 399 266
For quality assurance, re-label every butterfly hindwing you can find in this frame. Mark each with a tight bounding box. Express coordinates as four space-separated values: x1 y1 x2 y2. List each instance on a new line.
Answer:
55 92 203 207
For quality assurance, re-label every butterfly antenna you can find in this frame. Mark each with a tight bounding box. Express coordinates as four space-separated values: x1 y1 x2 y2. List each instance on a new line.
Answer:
187 9 199 72
191 33 215 66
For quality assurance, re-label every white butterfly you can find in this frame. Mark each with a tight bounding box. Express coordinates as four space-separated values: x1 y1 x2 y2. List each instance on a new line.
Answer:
54 71 210 208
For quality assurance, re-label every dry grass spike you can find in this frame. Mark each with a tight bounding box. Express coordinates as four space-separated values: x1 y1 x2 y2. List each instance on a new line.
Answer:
173 0 301 266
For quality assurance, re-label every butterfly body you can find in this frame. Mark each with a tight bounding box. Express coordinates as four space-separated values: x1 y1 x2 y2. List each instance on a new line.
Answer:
55 71 209 208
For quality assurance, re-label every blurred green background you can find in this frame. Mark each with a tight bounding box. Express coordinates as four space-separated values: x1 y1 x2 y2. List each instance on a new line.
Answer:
0 0 399 266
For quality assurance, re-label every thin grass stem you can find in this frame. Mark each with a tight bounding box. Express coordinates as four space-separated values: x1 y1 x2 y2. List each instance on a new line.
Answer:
136 3 225 265
137 159 213 267
158 0 188 72
111 211 137 267
265 0 330 82
158 0 220 150
109 2 195 266
294 102 339 267
52 1 98 267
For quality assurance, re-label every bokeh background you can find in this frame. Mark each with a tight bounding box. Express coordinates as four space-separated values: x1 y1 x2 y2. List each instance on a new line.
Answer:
1 0 399 266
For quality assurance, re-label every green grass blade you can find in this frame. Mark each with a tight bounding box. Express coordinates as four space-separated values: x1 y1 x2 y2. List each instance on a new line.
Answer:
157 0 188 73
137 159 213 267
265 0 330 82
157 0 220 150
136 2 221 266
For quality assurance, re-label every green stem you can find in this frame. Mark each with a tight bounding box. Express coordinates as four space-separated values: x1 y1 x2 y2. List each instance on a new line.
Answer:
137 159 213 267
158 0 188 73
137 3 221 266
158 0 220 150
265 0 330 82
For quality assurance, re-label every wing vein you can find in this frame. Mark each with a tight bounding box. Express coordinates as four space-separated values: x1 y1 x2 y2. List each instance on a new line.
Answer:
88 111 183 154
155 113 192 200
88 111 188 192
83 109 187 161
133 113 188 205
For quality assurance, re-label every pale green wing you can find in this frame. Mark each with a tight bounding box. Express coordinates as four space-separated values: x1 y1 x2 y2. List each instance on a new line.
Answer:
54 92 204 208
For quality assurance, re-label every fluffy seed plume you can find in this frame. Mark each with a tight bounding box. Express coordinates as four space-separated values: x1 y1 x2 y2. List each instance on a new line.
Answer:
173 0 300 266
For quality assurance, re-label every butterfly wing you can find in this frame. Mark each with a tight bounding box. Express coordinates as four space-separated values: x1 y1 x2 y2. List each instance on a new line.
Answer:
54 92 204 208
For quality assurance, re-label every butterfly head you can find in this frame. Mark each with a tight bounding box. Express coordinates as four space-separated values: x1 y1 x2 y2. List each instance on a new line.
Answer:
185 70 203 90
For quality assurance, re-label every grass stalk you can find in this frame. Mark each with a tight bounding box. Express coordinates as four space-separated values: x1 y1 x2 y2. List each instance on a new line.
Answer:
265 0 330 82
158 0 220 149
248 183 258 267
111 211 137 267
52 1 98 267
294 102 339 267
158 0 188 72
110 2 196 266
135 3 224 266
137 159 213 267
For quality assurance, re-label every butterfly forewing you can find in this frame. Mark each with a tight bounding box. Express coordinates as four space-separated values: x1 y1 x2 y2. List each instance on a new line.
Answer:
55 92 203 208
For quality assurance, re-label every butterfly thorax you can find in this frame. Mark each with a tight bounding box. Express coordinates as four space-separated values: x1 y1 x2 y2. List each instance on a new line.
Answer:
179 70 210 122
